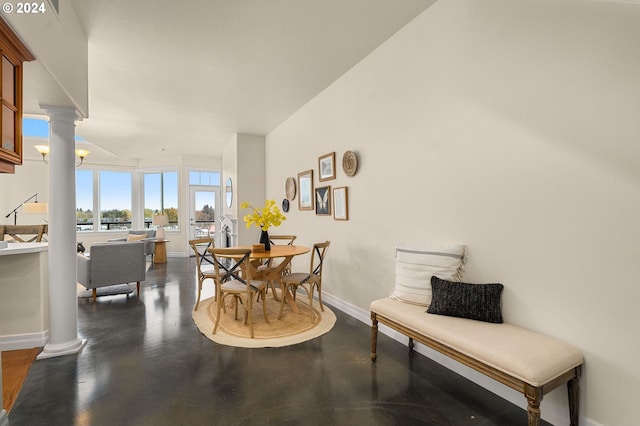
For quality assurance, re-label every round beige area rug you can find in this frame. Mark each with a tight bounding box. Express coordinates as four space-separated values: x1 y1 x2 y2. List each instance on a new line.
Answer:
192 292 336 348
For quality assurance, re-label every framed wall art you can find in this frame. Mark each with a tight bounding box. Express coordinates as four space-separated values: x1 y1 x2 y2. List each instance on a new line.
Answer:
297 169 314 210
315 185 331 215
333 186 348 220
318 152 336 182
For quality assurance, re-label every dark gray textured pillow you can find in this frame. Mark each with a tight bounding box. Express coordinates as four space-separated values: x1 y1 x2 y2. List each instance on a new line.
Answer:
427 276 504 323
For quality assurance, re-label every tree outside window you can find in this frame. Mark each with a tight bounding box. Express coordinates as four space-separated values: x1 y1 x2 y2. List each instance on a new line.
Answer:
196 204 215 222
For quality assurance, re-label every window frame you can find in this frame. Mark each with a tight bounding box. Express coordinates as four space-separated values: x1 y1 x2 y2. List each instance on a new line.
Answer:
76 167 135 232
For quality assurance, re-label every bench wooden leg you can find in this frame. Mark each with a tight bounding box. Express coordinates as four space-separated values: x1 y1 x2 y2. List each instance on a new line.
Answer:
568 366 581 426
526 401 540 426
371 312 378 362
525 385 542 426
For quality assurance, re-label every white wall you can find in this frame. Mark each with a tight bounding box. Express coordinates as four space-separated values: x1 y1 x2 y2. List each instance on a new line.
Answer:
265 1 640 425
0 158 49 226
4 0 89 116
223 134 266 246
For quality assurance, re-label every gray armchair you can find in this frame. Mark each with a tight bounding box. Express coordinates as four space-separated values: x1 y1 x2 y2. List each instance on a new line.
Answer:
108 229 156 261
77 241 147 301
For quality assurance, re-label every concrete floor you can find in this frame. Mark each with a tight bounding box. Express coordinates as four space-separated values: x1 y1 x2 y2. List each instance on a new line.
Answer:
8 258 544 426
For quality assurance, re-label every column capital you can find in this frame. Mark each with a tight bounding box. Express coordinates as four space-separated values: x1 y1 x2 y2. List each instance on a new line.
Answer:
39 104 84 123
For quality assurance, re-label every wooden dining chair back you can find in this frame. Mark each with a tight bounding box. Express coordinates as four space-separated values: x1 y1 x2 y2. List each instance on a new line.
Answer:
210 248 270 338
189 237 216 310
268 235 296 246
0 224 48 242
280 240 330 318
260 234 297 299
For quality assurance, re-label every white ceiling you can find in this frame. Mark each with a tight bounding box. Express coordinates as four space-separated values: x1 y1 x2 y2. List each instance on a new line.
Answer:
41 0 436 160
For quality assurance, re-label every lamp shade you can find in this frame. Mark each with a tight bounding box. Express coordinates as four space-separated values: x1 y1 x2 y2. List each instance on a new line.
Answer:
23 202 48 213
152 214 169 226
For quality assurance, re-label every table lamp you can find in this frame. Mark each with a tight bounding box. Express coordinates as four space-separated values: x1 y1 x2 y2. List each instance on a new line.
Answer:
153 214 169 240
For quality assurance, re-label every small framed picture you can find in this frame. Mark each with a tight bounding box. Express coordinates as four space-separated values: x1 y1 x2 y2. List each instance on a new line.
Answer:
333 186 348 220
315 185 331 215
298 170 314 210
318 152 336 182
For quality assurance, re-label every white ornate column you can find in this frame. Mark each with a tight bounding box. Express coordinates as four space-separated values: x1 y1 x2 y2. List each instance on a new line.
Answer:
37 104 87 359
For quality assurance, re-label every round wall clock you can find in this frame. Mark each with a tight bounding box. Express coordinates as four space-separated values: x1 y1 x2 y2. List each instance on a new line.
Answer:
285 177 296 200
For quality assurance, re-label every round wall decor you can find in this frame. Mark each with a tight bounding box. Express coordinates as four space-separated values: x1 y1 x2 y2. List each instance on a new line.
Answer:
342 150 358 177
285 177 296 200
282 199 290 212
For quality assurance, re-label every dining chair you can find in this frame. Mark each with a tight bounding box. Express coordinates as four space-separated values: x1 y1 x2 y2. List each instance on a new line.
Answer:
268 234 296 273
279 240 330 319
268 234 297 246
189 237 216 310
211 248 270 338
258 235 297 300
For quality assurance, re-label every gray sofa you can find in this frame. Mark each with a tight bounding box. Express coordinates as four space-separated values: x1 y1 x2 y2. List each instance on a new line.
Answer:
77 241 147 301
108 229 156 261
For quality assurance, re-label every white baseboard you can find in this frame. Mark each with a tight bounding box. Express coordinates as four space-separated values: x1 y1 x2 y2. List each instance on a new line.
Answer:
166 252 189 258
0 331 48 351
322 292 598 426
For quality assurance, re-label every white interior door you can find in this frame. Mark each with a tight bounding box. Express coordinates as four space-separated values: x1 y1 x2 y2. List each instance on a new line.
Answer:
189 187 218 241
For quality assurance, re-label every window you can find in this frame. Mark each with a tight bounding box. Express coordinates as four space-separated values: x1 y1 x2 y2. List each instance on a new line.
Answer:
189 170 220 186
100 171 132 230
77 169 178 232
76 170 94 231
144 171 179 230
76 169 133 231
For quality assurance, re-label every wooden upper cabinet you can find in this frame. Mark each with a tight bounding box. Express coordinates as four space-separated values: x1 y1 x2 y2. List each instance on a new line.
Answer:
0 18 34 173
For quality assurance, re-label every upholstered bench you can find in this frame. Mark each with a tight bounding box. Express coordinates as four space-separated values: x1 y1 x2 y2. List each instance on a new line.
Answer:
370 297 583 426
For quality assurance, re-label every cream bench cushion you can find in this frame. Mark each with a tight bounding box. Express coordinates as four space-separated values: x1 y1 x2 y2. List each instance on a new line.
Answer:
371 297 583 387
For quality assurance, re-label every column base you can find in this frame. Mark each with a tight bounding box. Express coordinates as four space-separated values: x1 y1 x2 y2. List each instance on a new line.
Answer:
37 338 87 360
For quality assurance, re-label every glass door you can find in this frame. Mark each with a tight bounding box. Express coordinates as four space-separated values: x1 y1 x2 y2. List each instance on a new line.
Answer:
189 187 218 242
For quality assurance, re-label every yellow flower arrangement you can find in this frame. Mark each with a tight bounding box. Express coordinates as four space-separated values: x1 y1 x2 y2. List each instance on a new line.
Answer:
240 199 286 231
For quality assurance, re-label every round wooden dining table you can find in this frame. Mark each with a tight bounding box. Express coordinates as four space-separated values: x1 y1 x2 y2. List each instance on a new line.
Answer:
209 245 310 314
241 244 310 262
